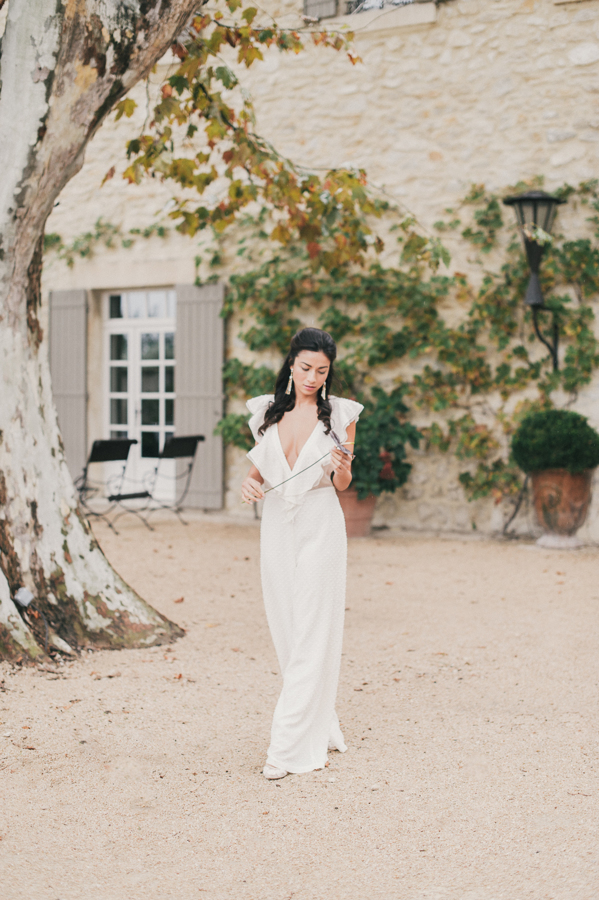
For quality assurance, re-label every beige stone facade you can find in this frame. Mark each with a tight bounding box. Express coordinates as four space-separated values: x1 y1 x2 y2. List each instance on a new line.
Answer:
43 0 599 539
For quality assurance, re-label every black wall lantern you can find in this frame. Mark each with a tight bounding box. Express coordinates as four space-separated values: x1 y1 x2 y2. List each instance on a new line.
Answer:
503 190 566 371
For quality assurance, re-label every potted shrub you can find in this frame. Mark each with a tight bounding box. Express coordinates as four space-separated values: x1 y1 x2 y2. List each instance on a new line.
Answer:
338 386 420 537
511 409 599 547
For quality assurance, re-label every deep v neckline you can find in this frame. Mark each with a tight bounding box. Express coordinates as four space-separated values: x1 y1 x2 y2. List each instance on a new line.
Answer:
275 420 321 473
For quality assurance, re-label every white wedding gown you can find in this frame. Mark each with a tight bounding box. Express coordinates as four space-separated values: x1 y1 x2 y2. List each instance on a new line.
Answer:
246 394 363 774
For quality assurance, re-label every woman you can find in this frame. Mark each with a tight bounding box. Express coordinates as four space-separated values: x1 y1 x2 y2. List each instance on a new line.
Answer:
241 328 363 780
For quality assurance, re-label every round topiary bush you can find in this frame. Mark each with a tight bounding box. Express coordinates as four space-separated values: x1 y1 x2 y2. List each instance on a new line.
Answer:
512 409 599 474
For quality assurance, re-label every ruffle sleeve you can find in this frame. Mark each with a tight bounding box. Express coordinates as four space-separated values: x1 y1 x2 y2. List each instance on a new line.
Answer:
246 394 274 443
330 396 364 444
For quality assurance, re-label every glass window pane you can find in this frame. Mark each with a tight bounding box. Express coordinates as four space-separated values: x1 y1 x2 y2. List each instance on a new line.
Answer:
141 333 159 360
110 398 128 425
109 295 123 318
141 431 160 458
110 334 128 361
164 366 174 393
164 332 175 360
126 291 146 318
141 399 159 426
165 398 174 426
147 291 167 318
110 430 128 440
166 290 176 319
141 366 159 393
110 366 128 393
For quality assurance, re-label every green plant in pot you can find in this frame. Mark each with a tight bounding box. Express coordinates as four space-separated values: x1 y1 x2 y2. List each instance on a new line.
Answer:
511 409 599 547
338 385 420 537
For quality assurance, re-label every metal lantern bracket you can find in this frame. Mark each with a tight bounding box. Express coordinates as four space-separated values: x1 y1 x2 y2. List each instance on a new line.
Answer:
531 305 559 373
503 190 566 372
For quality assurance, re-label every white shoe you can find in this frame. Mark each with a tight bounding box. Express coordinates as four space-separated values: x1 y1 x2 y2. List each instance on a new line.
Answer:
263 764 288 780
328 740 338 751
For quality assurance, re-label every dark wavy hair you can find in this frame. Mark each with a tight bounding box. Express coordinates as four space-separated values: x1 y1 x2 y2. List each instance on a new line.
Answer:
258 328 337 436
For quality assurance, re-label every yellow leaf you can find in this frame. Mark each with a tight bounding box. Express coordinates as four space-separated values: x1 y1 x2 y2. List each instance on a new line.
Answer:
115 98 137 120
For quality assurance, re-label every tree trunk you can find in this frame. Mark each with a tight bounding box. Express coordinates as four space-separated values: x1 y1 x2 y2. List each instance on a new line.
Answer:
0 0 200 660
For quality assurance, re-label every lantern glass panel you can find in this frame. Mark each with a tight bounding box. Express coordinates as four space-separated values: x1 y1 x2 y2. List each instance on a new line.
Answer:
519 201 534 227
510 202 522 227
542 201 558 233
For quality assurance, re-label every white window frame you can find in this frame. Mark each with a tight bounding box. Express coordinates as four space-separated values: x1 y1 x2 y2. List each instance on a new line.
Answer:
103 287 177 501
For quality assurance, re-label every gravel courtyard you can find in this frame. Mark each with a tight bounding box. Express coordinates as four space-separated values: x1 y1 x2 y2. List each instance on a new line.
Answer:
0 516 597 900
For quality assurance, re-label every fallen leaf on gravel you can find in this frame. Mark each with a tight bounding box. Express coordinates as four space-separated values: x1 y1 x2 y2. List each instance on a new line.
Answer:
231 647 240 652
205 623 220 628
175 673 182 679
174 597 185 604
24 746 36 751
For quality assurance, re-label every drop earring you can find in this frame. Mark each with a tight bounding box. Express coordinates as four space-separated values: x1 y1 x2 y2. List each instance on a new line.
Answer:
321 383 327 400
285 371 293 395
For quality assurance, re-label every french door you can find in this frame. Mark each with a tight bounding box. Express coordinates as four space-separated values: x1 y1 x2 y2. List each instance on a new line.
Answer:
104 290 176 501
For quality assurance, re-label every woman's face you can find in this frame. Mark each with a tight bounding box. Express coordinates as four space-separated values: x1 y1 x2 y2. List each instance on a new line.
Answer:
291 350 331 399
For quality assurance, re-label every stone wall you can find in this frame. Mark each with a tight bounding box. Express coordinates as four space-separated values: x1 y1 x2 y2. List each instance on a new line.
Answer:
43 0 599 538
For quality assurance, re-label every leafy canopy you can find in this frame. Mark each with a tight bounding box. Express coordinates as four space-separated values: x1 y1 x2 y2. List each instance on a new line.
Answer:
114 0 395 273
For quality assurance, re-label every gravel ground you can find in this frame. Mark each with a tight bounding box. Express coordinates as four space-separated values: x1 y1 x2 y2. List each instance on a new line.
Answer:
0 515 597 900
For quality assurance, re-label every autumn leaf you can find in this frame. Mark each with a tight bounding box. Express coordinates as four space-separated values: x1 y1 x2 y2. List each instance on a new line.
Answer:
115 97 137 120
101 165 116 186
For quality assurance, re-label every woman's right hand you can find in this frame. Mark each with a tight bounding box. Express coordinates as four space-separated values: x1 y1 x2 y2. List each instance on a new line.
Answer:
241 476 265 504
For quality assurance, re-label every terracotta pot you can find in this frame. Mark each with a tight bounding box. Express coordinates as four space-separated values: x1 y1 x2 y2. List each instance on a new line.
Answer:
531 469 593 536
336 488 377 538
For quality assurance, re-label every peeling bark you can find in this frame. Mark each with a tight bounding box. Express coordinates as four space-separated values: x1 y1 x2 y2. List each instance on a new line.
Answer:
0 0 199 659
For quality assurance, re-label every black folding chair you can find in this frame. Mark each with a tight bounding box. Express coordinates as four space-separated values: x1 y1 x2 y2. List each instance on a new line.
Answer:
77 435 204 532
75 439 146 533
140 434 205 527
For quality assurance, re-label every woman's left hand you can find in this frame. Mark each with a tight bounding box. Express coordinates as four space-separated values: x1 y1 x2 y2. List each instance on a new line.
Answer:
331 446 353 474
331 445 353 491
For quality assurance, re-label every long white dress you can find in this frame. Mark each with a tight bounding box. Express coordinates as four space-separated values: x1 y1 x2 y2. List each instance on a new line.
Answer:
246 394 364 774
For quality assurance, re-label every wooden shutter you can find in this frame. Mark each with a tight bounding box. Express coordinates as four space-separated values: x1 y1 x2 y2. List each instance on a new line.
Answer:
48 290 88 481
175 283 224 509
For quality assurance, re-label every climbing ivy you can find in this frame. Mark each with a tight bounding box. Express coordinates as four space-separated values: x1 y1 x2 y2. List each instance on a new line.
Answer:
217 179 599 517
44 218 170 268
